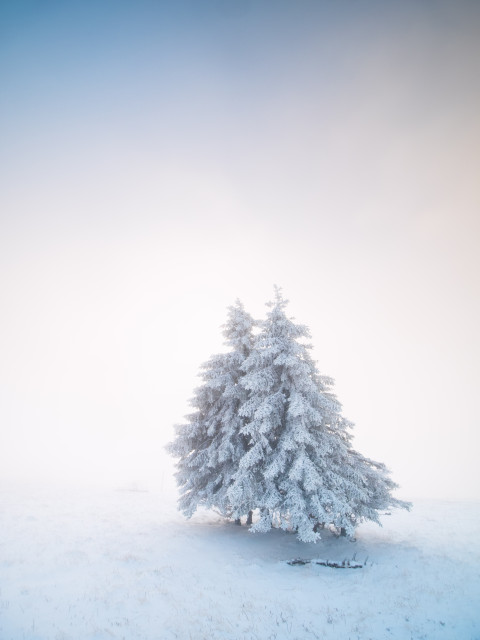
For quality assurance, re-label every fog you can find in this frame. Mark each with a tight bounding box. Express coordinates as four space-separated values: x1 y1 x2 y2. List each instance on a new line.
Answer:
1 0 479 499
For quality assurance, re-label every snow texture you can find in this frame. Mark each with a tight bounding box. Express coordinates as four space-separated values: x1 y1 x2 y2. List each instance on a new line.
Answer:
1 481 479 640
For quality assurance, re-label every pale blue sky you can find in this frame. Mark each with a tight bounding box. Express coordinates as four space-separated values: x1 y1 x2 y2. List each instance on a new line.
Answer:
1 0 479 498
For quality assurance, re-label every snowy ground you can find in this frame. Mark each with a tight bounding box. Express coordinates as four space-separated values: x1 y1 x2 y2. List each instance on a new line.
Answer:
1 481 479 640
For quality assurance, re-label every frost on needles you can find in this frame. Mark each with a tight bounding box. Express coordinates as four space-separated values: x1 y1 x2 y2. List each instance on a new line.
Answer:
167 289 410 543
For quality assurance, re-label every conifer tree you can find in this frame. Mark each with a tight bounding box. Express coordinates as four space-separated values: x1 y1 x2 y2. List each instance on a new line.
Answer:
228 287 409 542
167 300 255 520
168 289 409 542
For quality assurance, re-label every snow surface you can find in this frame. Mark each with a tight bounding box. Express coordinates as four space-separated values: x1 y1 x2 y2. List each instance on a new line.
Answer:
1 482 479 640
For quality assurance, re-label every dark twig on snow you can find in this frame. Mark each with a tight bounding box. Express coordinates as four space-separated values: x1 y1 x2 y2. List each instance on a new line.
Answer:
287 558 363 569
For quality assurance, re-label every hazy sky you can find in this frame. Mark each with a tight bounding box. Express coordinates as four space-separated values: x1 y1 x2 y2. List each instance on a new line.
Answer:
1 0 479 499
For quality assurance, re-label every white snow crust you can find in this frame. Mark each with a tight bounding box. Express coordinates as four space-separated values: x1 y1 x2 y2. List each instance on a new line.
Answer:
1 482 479 639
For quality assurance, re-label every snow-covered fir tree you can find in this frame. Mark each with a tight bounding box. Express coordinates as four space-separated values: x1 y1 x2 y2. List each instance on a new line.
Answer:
166 300 255 520
228 288 409 542
168 289 409 542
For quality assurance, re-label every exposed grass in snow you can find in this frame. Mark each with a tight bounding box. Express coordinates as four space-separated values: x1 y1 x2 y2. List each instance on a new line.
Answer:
0 482 479 639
